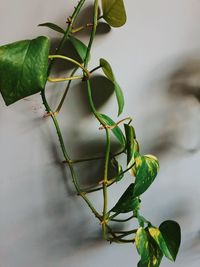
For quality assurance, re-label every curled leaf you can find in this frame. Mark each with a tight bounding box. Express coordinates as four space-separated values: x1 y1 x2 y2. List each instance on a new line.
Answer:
100 58 124 115
38 22 65 34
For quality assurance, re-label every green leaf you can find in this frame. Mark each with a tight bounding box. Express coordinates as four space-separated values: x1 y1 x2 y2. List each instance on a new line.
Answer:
133 153 159 197
148 227 174 261
68 36 89 62
148 237 163 267
124 124 139 176
136 229 163 267
111 158 124 182
101 0 127 27
99 113 126 147
0 36 50 105
111 183 140 213
136 228 150 264
100 58 124 115
38 22 65 34
159 220 181 261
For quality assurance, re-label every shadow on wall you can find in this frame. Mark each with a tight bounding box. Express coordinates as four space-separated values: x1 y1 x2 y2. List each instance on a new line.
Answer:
140 58 200 158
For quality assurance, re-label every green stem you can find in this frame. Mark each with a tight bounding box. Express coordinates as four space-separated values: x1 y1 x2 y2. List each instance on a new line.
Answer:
41 0 101 223
48 75 82 83
55 67 78 114
48 0 86 74
41 93 101 220
68 163 101 220
111 215 135 222
48 55 90 78
84 0 99 68
90 65 101 74
102 128 111 239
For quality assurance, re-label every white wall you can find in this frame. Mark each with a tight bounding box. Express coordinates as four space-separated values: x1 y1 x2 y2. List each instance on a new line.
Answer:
0 1 200 267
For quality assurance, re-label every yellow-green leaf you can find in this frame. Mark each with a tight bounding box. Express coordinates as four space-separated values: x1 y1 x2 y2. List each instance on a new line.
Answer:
148 227 174 261
101 0 127 27
136 230 163 267
136 228 150 264
133 153 159 197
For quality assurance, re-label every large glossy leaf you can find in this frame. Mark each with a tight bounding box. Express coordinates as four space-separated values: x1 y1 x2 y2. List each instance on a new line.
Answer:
38 22 65 34
133 153 159 197
111 183 140 213
101 0 127 27
68 36 89 62
136 228 150 264
124 124 139 176
159 220 181 261
100 58 124 116
0 36 50 105
99 113 126 147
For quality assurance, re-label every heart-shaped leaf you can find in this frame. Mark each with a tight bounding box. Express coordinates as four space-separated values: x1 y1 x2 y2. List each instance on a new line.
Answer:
159 220 181 261
100 58 124 115
38 22 65 34
101 0 127 27
68 36 89 62
111 183 140 213
0 36 50 105
133 153 159 197
99 113 126 147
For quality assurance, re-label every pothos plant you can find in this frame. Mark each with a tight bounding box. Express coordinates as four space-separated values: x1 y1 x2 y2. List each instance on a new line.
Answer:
0 0 181 266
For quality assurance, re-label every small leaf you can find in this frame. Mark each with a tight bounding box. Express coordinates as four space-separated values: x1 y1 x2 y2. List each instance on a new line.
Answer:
159 220 181 261
133 153 159 197
111 158 124 181
0 36 50 105
99 113 126 147
135 228 150 264
111 183 140 213
124 124 139 176
100 58 124 115
100 58 115 82
101 0 127 28
38 22 65 34
148 227 174 261
68 36 89 62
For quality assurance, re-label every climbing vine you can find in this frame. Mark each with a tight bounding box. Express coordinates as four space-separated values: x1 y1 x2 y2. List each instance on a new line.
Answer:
0 1 181 266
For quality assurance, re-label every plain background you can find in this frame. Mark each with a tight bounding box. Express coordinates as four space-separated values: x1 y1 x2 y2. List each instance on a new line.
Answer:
0 0 200 266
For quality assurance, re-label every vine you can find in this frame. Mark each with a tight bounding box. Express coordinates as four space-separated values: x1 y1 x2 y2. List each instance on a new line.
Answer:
0 0 181 266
